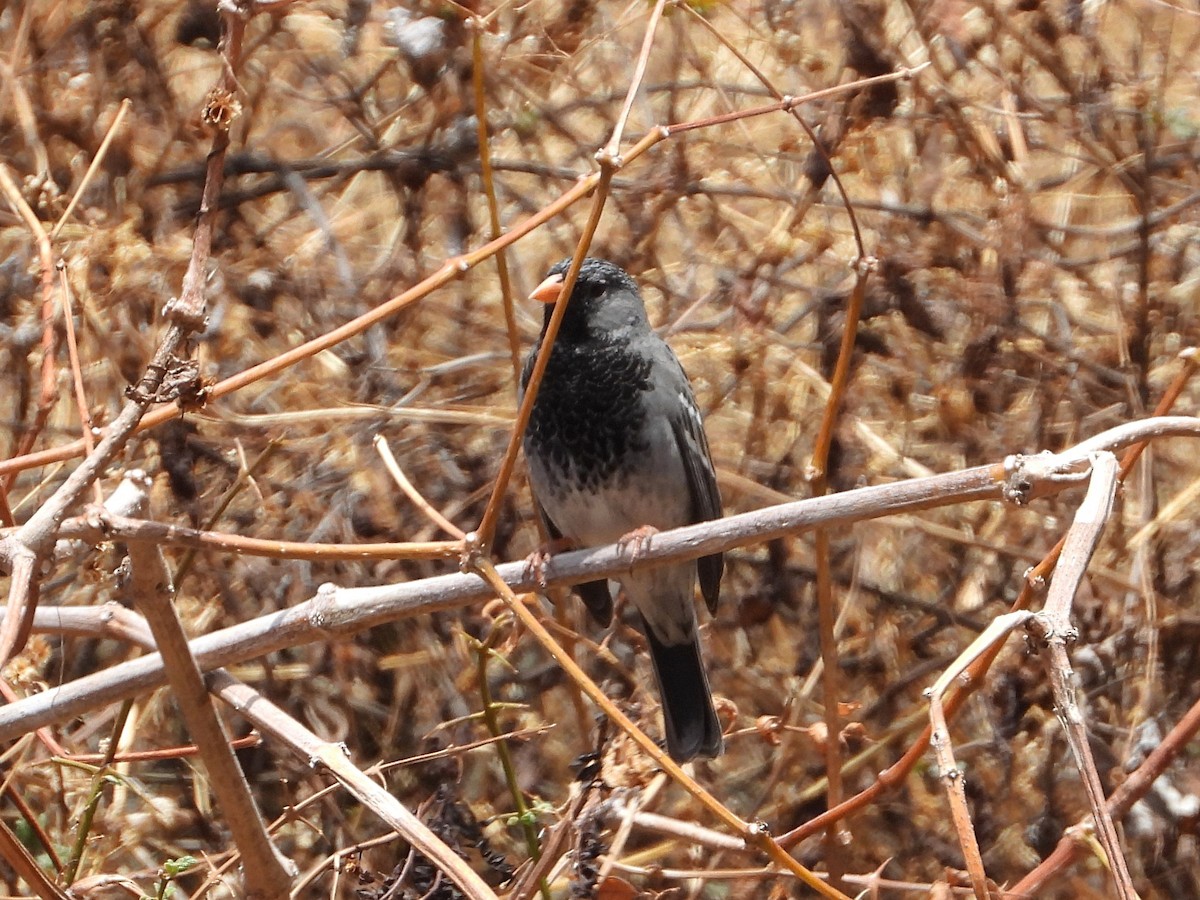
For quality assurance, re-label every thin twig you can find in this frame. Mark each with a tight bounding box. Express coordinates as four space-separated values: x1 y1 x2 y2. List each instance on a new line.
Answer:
595 774 667 886
605 0 668 157
49 98 131 240
470 623 549 899
469 18 522 385
478 0 673 548
374 435 466 540
0 161 59 506
53 512 460 561
173 439 284 586
664 65 929 136
55 263 101 504
62 700 134 885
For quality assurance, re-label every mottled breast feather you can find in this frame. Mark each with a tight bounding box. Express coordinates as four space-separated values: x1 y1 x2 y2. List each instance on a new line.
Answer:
522 334 654 491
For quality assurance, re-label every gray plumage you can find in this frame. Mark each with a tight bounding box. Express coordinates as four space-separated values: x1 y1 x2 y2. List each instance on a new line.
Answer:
521 258 724 762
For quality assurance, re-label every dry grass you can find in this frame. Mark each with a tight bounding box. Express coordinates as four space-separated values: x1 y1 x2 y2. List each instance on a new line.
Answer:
2 0 1199 897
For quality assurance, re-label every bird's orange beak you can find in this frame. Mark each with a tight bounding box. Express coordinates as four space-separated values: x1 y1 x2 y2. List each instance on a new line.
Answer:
530 272 565 304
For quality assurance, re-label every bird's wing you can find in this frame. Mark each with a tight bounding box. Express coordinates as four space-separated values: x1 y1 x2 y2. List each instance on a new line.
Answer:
667 367 724 614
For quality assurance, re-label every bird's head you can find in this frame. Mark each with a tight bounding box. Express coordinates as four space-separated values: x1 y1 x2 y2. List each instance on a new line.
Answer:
530 257 649 340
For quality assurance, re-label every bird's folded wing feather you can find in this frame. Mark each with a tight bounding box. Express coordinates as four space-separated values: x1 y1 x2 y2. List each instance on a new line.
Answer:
668 376 724 614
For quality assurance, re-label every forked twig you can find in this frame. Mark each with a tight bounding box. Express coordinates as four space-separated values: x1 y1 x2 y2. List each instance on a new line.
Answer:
49 98 131 240
927 611 1036 898
1028 452 1135 898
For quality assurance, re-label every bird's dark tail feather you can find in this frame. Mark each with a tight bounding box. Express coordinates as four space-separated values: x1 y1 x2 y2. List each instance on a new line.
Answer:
642 618 723 762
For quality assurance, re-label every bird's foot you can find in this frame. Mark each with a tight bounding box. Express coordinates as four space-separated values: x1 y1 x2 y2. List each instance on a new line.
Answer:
523 537 574 588
617 525 659 569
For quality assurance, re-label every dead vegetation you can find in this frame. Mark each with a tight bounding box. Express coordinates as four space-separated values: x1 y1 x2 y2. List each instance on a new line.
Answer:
1 0 1199 897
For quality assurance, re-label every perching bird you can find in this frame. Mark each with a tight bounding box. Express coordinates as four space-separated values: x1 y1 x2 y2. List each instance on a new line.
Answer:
520 257 724 762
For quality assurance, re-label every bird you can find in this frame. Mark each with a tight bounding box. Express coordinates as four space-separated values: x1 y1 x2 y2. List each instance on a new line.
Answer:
520 256 724 762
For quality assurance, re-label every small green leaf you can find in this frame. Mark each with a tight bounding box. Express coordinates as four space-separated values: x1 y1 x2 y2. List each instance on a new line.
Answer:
162 855 198 878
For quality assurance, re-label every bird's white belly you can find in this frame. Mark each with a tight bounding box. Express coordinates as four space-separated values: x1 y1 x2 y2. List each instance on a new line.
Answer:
546 475 690 547
544 476 699 645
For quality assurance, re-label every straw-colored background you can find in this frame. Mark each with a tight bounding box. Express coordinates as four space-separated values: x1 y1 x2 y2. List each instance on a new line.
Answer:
2 0 1198 896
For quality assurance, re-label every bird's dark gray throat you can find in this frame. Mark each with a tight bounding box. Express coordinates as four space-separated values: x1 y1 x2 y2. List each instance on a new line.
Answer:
523 334 654 491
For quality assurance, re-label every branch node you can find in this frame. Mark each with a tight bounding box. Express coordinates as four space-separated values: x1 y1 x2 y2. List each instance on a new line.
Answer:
854 254 878 278
459 530 486 572
1002 453 1035 505
308 583 339 632
746 819 771 838
163 294 210 332
1022 566 1047 592
594 148 623 170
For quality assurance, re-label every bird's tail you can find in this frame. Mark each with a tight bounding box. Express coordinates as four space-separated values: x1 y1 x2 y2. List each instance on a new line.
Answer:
642 618 723 762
